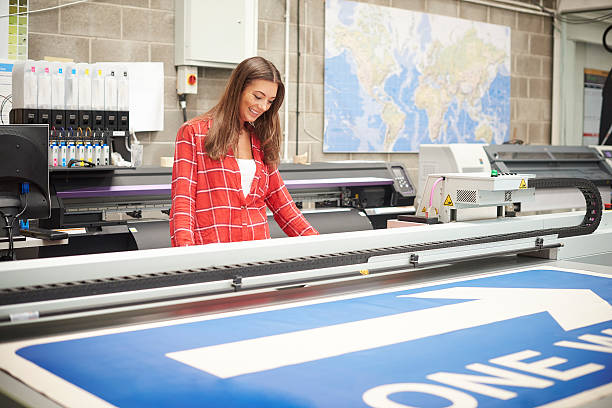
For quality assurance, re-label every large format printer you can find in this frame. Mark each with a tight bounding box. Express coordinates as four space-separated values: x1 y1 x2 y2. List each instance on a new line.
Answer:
37 161 416 257
1 171 611 407
418 144 612 212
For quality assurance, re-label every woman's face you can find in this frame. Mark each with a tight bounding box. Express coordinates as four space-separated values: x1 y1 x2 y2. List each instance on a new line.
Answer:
239 79 278 123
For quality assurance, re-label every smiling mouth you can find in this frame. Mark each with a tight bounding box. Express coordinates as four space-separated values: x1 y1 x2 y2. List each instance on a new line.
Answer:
249 107 260 117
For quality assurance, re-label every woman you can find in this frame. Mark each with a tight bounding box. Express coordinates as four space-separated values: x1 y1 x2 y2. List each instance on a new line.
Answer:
170 57 318 247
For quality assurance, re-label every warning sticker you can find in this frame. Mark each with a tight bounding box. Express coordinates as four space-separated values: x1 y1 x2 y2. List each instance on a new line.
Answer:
519 179 527 189
421 207 426 213
443 195 453 206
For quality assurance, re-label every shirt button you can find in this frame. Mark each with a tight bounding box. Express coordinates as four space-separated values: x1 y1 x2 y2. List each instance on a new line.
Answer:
241 205 246 210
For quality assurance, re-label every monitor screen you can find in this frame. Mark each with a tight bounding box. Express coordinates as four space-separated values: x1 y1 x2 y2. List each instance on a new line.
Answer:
0 125 50 238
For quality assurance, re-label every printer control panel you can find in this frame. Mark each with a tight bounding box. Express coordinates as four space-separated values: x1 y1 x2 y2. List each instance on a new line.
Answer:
387 164 415 197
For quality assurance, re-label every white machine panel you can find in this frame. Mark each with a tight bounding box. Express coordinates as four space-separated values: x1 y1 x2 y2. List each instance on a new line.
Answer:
418 144 490 197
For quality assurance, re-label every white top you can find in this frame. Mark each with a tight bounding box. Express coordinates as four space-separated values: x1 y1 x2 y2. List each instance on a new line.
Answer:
237 159 256 199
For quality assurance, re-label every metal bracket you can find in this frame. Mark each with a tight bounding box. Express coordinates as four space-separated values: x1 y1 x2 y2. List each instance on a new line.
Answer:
409 253 419 267
535 237 544 250
231 275 243 291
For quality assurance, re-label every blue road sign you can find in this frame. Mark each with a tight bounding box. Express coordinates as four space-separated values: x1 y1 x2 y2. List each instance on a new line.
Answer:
8 267 612 407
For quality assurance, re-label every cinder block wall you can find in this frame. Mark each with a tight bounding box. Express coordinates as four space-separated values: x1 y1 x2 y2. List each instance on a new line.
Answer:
28 0 554 182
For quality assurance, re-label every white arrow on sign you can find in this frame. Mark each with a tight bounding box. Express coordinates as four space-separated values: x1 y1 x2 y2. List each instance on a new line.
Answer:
166 287 612 379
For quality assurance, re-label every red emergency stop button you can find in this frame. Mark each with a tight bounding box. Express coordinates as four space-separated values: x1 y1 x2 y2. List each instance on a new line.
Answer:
188 74 197 86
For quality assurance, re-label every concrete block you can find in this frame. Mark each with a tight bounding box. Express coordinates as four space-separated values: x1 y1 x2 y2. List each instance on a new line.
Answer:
510 121 528 142
151 44 175 78
528 122 543 143
185 94 198 112
29 0 59 34
529 122 551 144
305 0 324 27
29 33 89 62
123 8 174 43
94 0 123 5
489 7 516 29
530 34 553 57
511 31 529 54
511 77 528 98
259 23 267 50
391 0 426 12
121 0 149 7
150 0 174 10
289 52 298 82
542 17 553 35
517 13 542 33
427 0 459 17
149 110 185 143
265 21 287 52
310 144 351 163
300 112 324 139
541 99 551 121
516 98 542 121
60 2 121 39
309 83 324 113
194 99 218 115
164 77 179 110
541 56 552 78
94 0 148 7
308 26 324 56
304 55 324 84
142 142 175 166
260 0 286 23
197 79 227 102
290 0 300 25
287 81 307 112
289 23 307 54
291 53 308 83
460 2 488 23
515 54 541 77
528 78 552 100
257 50 286 76
91 39 148 62
203 67 232 80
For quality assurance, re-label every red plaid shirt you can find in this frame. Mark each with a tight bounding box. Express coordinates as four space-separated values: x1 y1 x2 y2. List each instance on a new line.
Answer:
170 118 318 247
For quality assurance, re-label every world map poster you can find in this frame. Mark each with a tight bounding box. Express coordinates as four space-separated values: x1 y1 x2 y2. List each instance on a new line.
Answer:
324 0 511 152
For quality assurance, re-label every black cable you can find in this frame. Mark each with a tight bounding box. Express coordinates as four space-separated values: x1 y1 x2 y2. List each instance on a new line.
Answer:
0 94 11 125
604 25 612 53
0 193 28 261
295 0 300 157
0 214 13 261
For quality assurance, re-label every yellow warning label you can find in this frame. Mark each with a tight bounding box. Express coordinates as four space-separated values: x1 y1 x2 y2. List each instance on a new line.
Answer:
443 195 454 206
421 206 426 213
519 179 527 189
359 269 369 276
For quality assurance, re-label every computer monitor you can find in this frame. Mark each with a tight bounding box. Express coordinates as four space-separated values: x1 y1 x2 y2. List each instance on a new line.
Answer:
0 125 50 239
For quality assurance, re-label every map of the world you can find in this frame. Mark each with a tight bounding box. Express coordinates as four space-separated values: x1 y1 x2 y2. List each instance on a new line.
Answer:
324 0 511 152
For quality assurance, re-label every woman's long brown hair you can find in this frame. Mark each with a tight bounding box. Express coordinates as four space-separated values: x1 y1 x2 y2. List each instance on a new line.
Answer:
201 56 285 166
